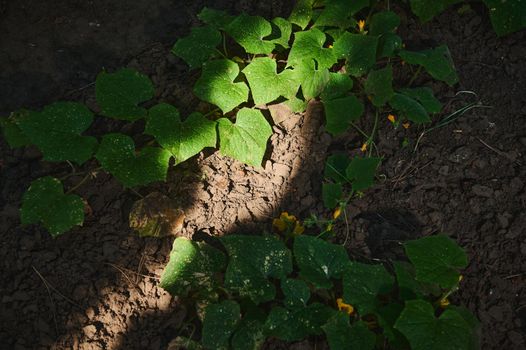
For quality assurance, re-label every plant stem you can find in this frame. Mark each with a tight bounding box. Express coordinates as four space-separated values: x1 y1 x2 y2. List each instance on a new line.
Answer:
407 65 422 87
65 167 101 194
222 33 228 56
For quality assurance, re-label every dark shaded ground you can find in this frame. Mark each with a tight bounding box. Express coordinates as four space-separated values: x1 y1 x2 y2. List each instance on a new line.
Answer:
1 1 525 349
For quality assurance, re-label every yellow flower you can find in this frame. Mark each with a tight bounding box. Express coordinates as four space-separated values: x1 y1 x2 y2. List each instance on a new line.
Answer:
280 212 296 222
272 218 287 232
459 275 464 282
327 223 333 231
358 20 365 32
328 44 333 49
439 298 450 308
293 222 305 235
402 122 410 129
333 207 342 219
336 298 354 315
388 114 396 123
360 143 368 152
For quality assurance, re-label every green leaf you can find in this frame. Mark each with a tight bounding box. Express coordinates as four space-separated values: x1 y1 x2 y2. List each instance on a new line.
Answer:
0 112 31 148
294 235 349 289
221 235 292 304
375 303 408 347
160 237 226 297
320 72 354 100
323 314 376 350
408 0 461 22
343 261 394 315
394 300 472 350
145 103 217 164
202 300 241 349
345 156 381 191
389 93 430 123
378 33 402 57
242 57 299 105
270 17 292 48
315 0 369 28
288 28 337 70
369 11 401 36
95 133 171 187
197 7 235 30
446 305 481 350
225 14 275 54
364 66 394 107
323 95 364 135
217 108 272 167
194 59 249 114
282 278 311 308
95 68 154 121
16 102 97 164
231 317 265 350
172 25 221 69
483 0 526 36
324 153 351 183
284 96 309 113
333 32 379 76
322 183 343 209
399 46 458 86
398 87 442 113
294 60 331 100
21 176 84 236
404 234 467 289
289 0 316 29
265 303 335 341
393 261 425 300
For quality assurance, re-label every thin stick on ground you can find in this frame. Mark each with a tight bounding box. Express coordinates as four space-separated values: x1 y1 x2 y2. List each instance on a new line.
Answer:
32 265 81 309
32 265 59 336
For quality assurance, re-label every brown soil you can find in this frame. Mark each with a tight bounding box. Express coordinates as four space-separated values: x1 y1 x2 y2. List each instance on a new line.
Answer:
1 1 525 349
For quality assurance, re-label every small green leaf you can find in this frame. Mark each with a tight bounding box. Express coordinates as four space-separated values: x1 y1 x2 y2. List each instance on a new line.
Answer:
270 17 292 48
172 25 221 69
160 237 226 297
194 59 249 114
323 314 376 350
343 261 394 315
217 108 272 167
294 60 331 100
315 0 369 28
322 183 343 209
345 156 381 191
399 46 458 86
369 11 401 36
320 72 354 101
288 28 337 70
95 68 154 121
96 133 171 187
333 33 379 76
16 102 97 164
394 300 472 350
389 93 430 123
145 103 217 164
398 87 442 113
21 176 84 236
364 66 394 107
323 95 364 135
483 0 526 36
408 0 461 22
226 14 275 54
221 235 292 304
242 57 299 105
294 235 349 289
324 153 351 183
282 278 311 308
284 96 309 113
378 33 402 57
202 300 241 349
265 303 335 341
0 112 31 148
289 0 316 29
404 235 467 289
197 7 235 29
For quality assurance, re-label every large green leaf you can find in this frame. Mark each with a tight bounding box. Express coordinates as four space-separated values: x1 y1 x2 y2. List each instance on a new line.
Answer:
333 32 379 76
281 278 311 309
264 303 335 341
315 0 369 28
231 306 266 350
322 182 343 209
95 133 171 187
399 46 458 86
160 237 226 297
221 235 292 304
21 176 84 237
288 28 337 70
404 235 467 289
324 153 351 183
0 112 31 148
294 235 349 289
389 93 430 123
378 33 403 58
145 103 217 165
394 300 472 350
95 68 154 121
294 60 331 100
323 95 364 135
217 108 272 167
364 66 394 107
345 156 381 191
343 261 394 315
369 11 401 36
242 57 299 105
172 25 221 69
16 102 97 164
194 59 249 114
202 300 241 349
393 261 425 301
270 17 292 48
225 14 275 54
289 0 316 29
197 7 235 30
323 313 376 350
398 87 442 114
408 0 461 22
483 0 526 36
320 72 354 101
